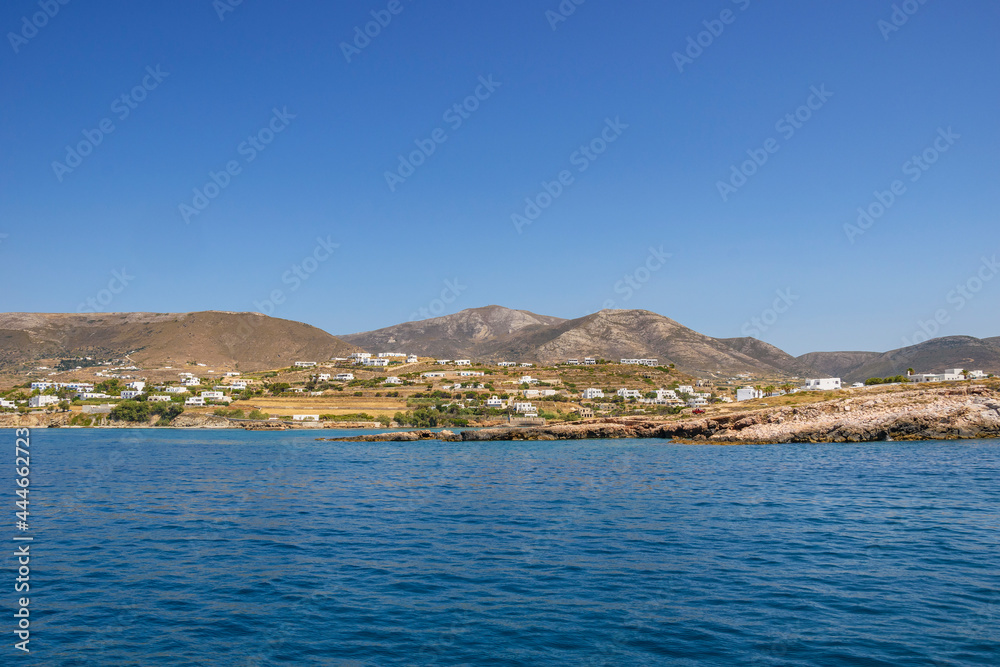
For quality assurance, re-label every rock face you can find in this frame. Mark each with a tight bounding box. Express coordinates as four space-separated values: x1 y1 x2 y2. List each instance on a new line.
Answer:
319 385 1000 444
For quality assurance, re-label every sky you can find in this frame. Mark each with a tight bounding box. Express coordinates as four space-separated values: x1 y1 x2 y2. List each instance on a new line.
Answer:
1 0 998 356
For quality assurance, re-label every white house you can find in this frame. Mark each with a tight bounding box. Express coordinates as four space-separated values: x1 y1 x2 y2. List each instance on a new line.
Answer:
29 395 61 408
678 385 694 394
294 361 317 368
349 353 371 361
0 399 16 408
436 359 451 365
317 373 331 382
362 358 390 367
655 389 677 400
385 377 403 385
540 389 557 397
522 389 540 398
181 377 201 387
805 378 842 391
126 381 146 392
486 396 505 408
566 359 580 365
79 392 110 400
736 387 763 402
687 397 708 408
201 391 225 400
185 397 206 406
334 373 355 381
421 372 445 378
621 359 658 367
617 388 641 399
497 362 517 367
520 363 533 368
584 357 597 365
292 414 320 421
148 395 172 402
377 352 407 358
514 402 536 413
519 376 539 385
459 371 485 377
225 372 241 377
120 390 143 400
582 388 605 400
164 386 189 394
455 359 471 366
406 355 419 364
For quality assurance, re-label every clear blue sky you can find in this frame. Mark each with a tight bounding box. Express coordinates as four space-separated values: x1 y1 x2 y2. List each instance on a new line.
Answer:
2 0 997 355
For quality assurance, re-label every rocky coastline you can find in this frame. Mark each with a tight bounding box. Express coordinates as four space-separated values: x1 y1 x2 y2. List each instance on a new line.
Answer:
317 385 1000 445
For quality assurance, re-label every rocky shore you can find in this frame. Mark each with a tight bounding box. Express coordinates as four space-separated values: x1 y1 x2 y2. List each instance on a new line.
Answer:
317 385 1000 445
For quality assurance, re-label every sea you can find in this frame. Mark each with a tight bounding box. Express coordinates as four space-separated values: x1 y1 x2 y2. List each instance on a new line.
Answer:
6 429 999 666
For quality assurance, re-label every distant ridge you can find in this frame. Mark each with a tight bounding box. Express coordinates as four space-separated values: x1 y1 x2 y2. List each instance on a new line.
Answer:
0 311 359 371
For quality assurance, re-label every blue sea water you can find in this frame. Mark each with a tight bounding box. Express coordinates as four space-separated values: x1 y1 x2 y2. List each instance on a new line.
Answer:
5 429 1000 666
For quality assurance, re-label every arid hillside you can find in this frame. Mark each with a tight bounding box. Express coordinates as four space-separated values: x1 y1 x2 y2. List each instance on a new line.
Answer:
0 311 359 372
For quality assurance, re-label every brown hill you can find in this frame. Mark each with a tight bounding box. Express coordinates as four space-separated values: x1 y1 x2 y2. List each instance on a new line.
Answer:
717 337 821 378
0 311 358 372
345 307 816 376
795 350 882 379
340 305 565 359
820 336 1000 383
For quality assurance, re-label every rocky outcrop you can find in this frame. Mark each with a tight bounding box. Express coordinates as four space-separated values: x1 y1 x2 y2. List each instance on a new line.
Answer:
318 385 1000 444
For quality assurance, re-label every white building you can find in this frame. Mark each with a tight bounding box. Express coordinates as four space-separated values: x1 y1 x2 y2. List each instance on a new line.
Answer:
514 402 536 413
621 358 658 367
539 389 557 397
294 361 317 368
334 373 355 381
519 376 539 385
522 389 540 398
181 377 201 387
520 363 534 367
148 395 172 402
377 352 407 358
967 370 987 379
617 388 642 399
736 387 763 402
678 385 694 394
292 414 320 421
349 353 371 361
201 391 225 400
362 358 390 367
0 399 16 408
687 397 708 408
582 388 605 400
185 397 206 406
29 395 61 408
79 392 110 400
566 359 580 365
655 389 677 400
486 396 505 408
385 377 403 385
455 359 471 366
497 361 517 367
805 378 842 391
584 357 597 365
436 360 451 365
406 355 419 364
317 373 331 381
459 371 485 377
120 390 143 400
225 372 241 377
421 372 445 378
126 381 146 392
164 386 189 394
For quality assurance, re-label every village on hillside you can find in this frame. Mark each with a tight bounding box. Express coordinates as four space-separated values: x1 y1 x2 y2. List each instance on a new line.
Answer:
0 348 992 428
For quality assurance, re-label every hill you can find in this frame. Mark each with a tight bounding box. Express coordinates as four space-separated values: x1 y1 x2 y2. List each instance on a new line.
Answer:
345 307 818 376
799 336 1000 383
340 306 566 359
0 311 358 372
717 337 821 378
